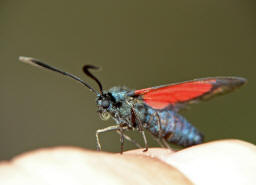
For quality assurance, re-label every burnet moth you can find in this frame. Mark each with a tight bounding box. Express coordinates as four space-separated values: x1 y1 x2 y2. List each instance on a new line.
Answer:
19 56 247 153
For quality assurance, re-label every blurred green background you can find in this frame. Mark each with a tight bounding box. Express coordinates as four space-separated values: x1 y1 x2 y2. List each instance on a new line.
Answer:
0 1 255 160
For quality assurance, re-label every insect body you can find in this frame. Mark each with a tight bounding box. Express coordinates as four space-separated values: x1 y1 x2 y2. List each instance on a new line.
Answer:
19 56 246 153
98 86 204 150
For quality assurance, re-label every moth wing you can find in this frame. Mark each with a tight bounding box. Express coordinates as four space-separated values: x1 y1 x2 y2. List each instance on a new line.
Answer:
129 77 246 110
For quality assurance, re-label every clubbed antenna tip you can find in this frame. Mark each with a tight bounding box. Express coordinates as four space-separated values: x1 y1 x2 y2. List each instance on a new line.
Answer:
19 56 40 68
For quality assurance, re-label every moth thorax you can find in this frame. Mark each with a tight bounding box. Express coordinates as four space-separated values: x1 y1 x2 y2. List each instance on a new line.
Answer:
126 97 138 106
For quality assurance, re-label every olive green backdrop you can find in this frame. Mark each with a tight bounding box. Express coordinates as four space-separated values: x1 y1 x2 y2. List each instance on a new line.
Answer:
1 1 255 160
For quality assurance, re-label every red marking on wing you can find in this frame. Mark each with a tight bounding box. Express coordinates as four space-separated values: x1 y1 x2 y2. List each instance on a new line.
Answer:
135 80 215 109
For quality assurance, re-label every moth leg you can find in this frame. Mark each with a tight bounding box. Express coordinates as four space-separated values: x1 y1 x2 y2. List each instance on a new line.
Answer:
116 130 142 148
154 112 172 149
152 134 171 149
153 137 165 148
154 112 163 140
153 112 172 149
119 126 125 154
161 138 171 149
148 112 166 148
131 108 148 152
96 125 120 151
141 130 148 152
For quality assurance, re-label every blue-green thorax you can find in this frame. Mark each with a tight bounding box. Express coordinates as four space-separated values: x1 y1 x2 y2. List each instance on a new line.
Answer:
96 87 134 125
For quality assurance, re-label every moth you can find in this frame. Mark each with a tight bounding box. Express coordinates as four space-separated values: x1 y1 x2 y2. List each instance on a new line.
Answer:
19 56 246 153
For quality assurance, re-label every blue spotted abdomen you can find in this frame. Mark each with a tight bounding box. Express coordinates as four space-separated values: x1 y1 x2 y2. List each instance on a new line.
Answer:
144 108 204 147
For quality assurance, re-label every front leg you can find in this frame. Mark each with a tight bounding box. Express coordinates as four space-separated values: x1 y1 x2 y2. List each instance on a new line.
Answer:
96 125 120 151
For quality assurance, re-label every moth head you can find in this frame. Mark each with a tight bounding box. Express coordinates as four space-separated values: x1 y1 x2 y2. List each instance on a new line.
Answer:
96 93 114 120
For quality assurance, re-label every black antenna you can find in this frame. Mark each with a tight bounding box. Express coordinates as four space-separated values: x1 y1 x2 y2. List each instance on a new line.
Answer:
83 65 103 95
19 56 100 96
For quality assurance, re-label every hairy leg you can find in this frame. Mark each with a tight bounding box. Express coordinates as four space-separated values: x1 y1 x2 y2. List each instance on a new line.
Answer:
96 125 120 151
116 130 142 148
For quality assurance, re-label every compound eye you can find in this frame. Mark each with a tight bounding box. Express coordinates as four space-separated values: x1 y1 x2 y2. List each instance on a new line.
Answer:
102 100 110 108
